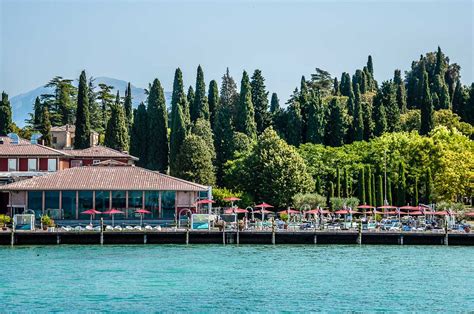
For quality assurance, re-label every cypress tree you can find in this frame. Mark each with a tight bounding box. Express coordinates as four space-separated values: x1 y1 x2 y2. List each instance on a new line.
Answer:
366 165 372 205
75 71 91 149
170 101 188 176
425 168 433 204
88 78 102 132
343 168 349 197
394 70 407 113
147 79 169 172
0 92 12 135
39 105 52 146
32 97 42 129
306 91 325 144
353 83 364 141
336 168 341 198
105 91 129 151
325 98 346 147
420 69 434 135
187 86 195 117
378 81 400 132
387 177 393 205
414 177 419 206
397 163 406 206
358 168 366 204
315 177 322 195
362 102 374 141
208 80 219 130
333 77 340 95
286 100 303 146
299 76 310 142
191 65 209 122
340 72 353 97
251 69 270 134
329 181 335 199
130 102 148 167
377 175 383 207
270 93 280 113
235 71 257 139
373 90 387 136
367 55 374 76
466 83 474 124
371 172 376 208
171 69 190 128
124 82 133 130
452 80 465 116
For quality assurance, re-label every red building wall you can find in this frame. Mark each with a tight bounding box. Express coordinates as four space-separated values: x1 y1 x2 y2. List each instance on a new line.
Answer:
19 158 28 171
0 158 7 171
39 158 49 171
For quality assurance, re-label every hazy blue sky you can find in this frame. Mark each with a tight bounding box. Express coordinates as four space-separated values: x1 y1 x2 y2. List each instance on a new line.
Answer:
1 0 473 102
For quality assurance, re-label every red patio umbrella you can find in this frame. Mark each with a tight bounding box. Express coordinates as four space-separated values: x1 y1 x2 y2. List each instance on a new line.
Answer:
254 209 273 214
357 205 375 209
255 202 273 221
224 208 248 214
465 212 474 217
135 209 152 226
399 205 419 211
81 209 101 225
385 210 398 215
335 209 354 215
378 205 397 209
305 209 320 215
103 208 124 226
433 211 450 216
223 197 241 209
409 211 423 216
195 199 215 214
278 209 301 215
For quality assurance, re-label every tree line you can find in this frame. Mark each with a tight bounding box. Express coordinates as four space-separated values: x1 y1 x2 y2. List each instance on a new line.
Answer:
0 47 472 208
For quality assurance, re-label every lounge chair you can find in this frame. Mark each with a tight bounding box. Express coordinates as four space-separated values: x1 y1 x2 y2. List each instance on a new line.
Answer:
105 225 114 231
125 225 134 231
154 225 162 231
144 225 153 230
114 225 122 231
74 226 84 231
134 226 142 231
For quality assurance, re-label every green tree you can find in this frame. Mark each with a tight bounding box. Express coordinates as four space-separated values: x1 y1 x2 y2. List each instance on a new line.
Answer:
170 99 188 176
353 84 364 141
336 168 341 197
192 118 215 160
362 102 374 140
333 77 340 95
397 162 406 206
425 168 433 204
286 100 303 146
371 172 376 208
88 78 102 132
130 102 148 167
366 165 372 205
97 83 115 135
123 82 133 130
0 92 12 135
251 69 271 134
340 72 353 97
147 79 168 172
39 105 52 146
373 90 387 136
325 98 346 147
235 71 257 139
380 81 400 132
208 80 219 130
420 69 434 135
270 92 280 113
105 91 129 151
187 86 195 116
75 71 91 149
191 65 209 122
394 69 407 113
358 167 366 204
377 175 383 207
176 134 215 186
306 91 325 144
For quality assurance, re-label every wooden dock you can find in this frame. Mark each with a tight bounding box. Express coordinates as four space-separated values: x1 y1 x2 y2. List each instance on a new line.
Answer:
1 230 474 246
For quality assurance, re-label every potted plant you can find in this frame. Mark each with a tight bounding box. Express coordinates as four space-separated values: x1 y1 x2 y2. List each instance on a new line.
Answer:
0 214 11 231
41 215 55 231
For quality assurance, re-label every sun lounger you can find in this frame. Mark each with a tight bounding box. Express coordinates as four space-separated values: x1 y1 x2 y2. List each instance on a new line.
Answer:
105 225 114 231
134 226 142 231
144 225 153 230
125 226 134 230
114 225 122 231
154 225 162 231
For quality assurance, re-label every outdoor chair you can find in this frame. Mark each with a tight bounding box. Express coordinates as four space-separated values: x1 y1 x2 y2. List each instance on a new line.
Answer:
144 225 153 230
114 225 122 231
105 225 114 231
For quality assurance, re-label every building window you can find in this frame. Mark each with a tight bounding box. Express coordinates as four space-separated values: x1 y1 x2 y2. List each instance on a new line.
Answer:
27 191 43 219
161 191 176 220
78 191 94 219
111 190 126 211
95 190 110 212
44 191 60 219
145 191 159 218
62 191 76 219
8 159 17 171
128 191 144 219
47 159 57 172
52 137 57 144
71 160 83 168
28 159 37 171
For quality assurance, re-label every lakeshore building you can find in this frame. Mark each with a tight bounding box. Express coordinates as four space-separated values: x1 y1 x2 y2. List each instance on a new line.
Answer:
0 133 211 220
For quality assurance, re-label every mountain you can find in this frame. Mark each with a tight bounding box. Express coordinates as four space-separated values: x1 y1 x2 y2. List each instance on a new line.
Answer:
9 77 172 127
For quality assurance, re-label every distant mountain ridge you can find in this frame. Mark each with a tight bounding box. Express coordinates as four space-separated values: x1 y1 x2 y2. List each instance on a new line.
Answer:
10 77 171 127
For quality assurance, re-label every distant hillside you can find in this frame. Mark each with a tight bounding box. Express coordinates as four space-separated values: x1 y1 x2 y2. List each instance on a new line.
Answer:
10 77 171 127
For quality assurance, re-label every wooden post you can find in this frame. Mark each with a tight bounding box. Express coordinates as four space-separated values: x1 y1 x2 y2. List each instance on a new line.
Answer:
236 222 240 245
444 220 449 246
313 234 317 244
357 221 362 245
271 218 276 245
186 228 189 245
10 230 14 246
144 234 147 245
56 233 60 245
100 217 104 245
222 221 226 245
399 234 404 245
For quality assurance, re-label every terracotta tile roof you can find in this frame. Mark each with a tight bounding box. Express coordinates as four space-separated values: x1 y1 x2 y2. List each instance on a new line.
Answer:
0 144 67 156
0 136 31 145
51 124 75 132
60 146 138 160
1 164 209 192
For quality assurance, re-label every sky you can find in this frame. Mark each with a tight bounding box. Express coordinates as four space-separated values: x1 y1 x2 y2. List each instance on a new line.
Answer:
1 0 473 102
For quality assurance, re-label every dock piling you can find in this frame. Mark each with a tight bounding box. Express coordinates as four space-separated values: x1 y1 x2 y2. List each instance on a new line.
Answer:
314 234 317 244
100 218 104 245
271 218 276 245
186 228 189 245
222 222 226 245
144 234 147 244
10 230 14 247
56 234 60 245
399 234 404 245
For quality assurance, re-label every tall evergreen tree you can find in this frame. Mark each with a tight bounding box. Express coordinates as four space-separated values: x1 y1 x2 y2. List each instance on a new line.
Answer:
336 168 341 198
123 82 133 130
299 76 310 142
366 165 372 205
413 177 419 206
333 77 340 95
420 69 434 135
0 92 12 135
340 72 353 97
170 104 187 176
425 168 433 204
358 167 366 204
105 91 129 151
394 69 407 113
452 80 465 116
130 102 148 167
87 78 102 132
373 90 387 136
39 105 52 146
235 71 257 139
187 85 195 117
31 97 42 129
191 65 209 122
466 83 474 124
387 177 393 205
171 68 190 128
367 55 374 76
371 172 376 209
380 81 400 132
286 100 303 146
75 71 91 149
362 102 374 141
251 70 270 134
97 83 115 135
208 80 219 130
343 168 349 197
353 84 364 141
325 98 346 147
306 91 325 144
397 163 406 206
377 175 383 207
147 79 169 172
270 93 280 113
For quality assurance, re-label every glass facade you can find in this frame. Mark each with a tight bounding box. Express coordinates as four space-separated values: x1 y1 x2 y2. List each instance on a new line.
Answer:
145 191 159 218
161 191 176 220
62 191 76 219
44 191 60 219
78 191 94 219
27 191 42 218
112 191 126 209
95 191 110 212
128 191 143 219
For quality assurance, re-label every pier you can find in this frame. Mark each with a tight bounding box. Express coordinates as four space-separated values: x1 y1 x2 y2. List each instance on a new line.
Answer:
1 230 473 246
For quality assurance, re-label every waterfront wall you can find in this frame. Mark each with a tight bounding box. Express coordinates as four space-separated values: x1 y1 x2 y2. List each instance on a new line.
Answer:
1 231 474 246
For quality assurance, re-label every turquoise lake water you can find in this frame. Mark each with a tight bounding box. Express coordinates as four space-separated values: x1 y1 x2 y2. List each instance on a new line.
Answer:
0 245 473 312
